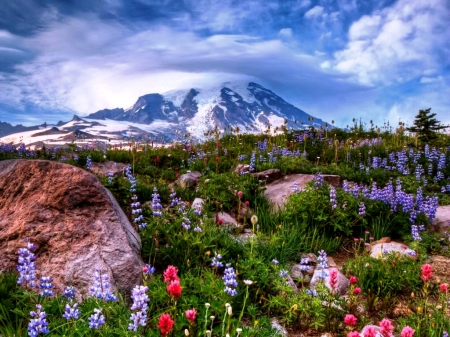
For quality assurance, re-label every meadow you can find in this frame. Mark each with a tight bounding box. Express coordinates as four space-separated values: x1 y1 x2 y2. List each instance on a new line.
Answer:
1 121 450 337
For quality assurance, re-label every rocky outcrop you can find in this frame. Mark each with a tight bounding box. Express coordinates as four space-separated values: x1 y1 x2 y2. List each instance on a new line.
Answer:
0 160 143 299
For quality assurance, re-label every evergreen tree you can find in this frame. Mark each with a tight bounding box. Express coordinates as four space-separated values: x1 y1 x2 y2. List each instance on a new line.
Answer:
406 108 448 143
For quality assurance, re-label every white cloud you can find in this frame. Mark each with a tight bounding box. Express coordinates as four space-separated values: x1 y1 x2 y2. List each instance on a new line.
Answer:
278 28 293 38
332 0 450 85
304 6 324 18
420 76 443 84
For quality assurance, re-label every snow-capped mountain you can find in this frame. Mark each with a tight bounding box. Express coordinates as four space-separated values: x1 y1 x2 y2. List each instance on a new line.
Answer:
0 82 331 146
86 82 329 139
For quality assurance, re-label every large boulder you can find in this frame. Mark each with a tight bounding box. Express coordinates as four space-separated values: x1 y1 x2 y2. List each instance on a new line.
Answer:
0 159 143 299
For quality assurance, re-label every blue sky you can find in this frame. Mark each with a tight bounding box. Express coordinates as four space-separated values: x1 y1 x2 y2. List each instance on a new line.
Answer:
0 0 449 129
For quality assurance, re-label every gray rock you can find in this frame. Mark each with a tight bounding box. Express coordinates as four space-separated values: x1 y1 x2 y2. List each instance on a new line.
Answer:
370 241 417 259
191 198 204 211
178 171 202 188
264 174 315 210
291 263 314 280
90 161 128 177
216 212 237 226
322 174 342 187
252 169 282 184
233 164 250 175
310 268 350 296
431 205 450 234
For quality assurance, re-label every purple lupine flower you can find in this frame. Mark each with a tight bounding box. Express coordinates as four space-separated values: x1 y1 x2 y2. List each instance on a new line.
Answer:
411 225 422 241
193 226 202 233
313 172 324 188
128 285 149 331
317 250 329 280
86 155 92 170
28 304 50 336
152 187 163 217
279 270 288 278
62 303 81 320
249 151 256 172
330 187 337 210
39 276 54 297
300 258 311 272
63 286 76 300
358 202 366 216
317 250 328 269
107 171 114 184
143 264 155 276
17 238 37 288
271 259 279 265
306 289 318 297
222 265 238 296
89 308 105 329
181 217 191 230
291 182 301 193
211 253 224 268
89 269 118 301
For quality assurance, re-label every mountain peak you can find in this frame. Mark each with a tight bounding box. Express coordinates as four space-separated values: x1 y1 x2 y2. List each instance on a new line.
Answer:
84 82 330 140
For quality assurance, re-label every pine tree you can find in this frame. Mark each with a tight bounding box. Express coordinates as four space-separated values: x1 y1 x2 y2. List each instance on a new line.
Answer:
406 108 448 144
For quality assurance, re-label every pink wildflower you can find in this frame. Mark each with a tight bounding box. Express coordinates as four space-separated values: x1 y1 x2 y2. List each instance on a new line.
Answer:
363 326 377 337
380 318 394 337
185 309 197 323
163 265 179 283
349 276 357 284
420 264 433 282
348 332 360 337
344 314 357 327
400 326 415 337
353 287 361 295
329 268 339 291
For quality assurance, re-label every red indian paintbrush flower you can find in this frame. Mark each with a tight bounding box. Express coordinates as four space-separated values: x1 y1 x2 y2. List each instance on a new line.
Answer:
400 326 415 337
163 265 179 283
420 264 433 282
380 318 394 337
343 314 357 327
329 268 338 292
167 279 182 298
157 313 174 336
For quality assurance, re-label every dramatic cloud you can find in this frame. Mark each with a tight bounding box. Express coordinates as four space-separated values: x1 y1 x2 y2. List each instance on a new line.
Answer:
332 0 450 86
